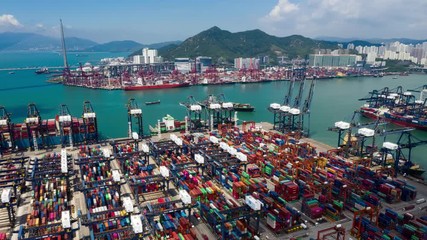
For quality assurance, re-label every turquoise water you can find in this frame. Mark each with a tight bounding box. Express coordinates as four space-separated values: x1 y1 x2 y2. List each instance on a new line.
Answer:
0 52 427 173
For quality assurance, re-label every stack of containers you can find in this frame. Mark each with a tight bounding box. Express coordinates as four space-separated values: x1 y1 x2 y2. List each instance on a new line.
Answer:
156 211 195 240
25 153 72 239
112 141 137 155
79 157 133 239
323 200 343 221
301 198 323 219
81 161 111 183
275 180 299 202
356 208 427 240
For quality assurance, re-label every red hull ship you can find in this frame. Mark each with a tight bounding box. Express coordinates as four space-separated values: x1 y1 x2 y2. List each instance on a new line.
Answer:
124 82 190 91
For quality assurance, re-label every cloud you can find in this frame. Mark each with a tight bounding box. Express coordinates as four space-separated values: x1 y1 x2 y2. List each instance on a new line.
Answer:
261 0 427 39
0 14 23 28
265 0 299 21
35 23 44 29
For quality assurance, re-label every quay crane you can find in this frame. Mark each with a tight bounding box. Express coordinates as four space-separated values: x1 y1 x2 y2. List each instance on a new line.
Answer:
202 94 223 130
269 65 315 137
57 104 73 148
329 111 387 158
216 93 236 126
127 98 143 139
268 77 295 132
286 73 306 132
301 78 316 136
25 103 44 151
0 106 15 154
82 100 98 143
378 129 427 177
180 96 205 132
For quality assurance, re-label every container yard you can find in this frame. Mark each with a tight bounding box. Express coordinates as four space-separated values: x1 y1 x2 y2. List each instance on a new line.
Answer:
0 118 426 240
1 90 427 239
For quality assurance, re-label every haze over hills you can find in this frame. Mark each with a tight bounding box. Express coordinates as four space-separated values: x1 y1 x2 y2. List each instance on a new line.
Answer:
100 40 183 53
0 32 97 51
2 29 425 57
0 32 181 52
316 36 427 45
156 26 340 62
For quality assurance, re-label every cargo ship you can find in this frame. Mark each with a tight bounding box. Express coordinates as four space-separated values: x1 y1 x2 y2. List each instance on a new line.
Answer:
383 111 427 131
233 103 255 112
149 114 186 135
359 86 427 131
124 80 190 91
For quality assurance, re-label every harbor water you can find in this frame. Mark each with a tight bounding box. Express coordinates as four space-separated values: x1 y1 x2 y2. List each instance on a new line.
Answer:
0 51 426 175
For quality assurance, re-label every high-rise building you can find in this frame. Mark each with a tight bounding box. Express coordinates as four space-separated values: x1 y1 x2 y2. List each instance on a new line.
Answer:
132 48 163 64
234 58 260 69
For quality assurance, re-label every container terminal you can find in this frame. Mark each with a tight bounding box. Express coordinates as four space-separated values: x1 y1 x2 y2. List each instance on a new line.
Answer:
1 94 427 240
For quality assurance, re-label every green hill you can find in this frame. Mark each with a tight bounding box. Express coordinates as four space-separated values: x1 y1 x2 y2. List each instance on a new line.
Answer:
158 26 339 63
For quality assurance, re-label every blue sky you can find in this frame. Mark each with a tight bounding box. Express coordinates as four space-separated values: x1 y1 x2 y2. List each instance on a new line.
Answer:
1 0 426 43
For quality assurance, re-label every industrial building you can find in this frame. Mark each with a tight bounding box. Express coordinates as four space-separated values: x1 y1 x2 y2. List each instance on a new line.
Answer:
195 56 212 73
175 58 193 73
309 54 362 67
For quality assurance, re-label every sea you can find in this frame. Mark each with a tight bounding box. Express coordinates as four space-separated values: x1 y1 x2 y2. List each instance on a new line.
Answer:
1 51 427 176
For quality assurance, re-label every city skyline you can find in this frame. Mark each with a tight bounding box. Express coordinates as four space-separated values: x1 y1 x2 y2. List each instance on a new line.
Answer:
1 0 427 43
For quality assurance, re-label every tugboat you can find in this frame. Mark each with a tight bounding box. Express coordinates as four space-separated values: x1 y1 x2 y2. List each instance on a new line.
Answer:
35 67 49 74
233 103 255 112
145 100 161 105
400 161 425 179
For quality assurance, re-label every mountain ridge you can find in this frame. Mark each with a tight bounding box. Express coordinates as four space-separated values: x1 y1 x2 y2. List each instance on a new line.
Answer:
157 26 341 62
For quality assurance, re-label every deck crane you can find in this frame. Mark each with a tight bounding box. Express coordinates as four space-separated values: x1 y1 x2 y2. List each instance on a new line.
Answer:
179 96 205 132
58 104 73 148
25 103 43 151
0 106 14 154
127 98 143 139
82 101 98 143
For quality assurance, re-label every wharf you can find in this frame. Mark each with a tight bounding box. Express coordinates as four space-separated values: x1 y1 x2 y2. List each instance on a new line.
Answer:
4 122 427 240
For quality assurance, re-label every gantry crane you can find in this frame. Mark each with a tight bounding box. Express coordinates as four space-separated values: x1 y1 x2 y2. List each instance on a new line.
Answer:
179 96 205 132
57 104 73 147
127 98 143 139
217 93 236 126
25 103 43 151
82 101 98 143
317 224 346 240
0 106 15 154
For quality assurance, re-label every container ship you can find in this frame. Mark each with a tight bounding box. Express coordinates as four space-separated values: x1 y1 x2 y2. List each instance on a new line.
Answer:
123 79 190 91
233 103 255 112
359 85 427 130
